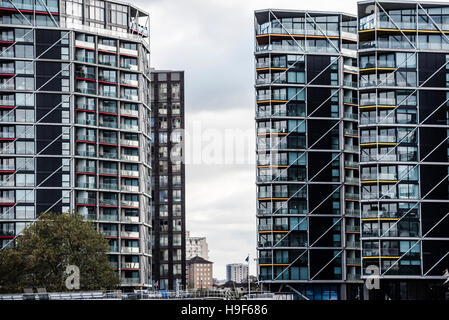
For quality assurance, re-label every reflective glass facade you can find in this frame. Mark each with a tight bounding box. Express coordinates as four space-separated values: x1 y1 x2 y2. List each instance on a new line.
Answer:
358 0 449 300
0 0 152 290
254 9 362 300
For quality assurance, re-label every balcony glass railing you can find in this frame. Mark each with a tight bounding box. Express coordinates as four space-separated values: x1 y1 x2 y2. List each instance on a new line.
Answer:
98 136 117 144
99 215 119 222
99 167 118 175
99 183 118 190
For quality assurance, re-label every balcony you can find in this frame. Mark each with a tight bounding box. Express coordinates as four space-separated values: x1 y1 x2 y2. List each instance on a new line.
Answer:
121 247 139 254
98 105 117 114
119 47 138 56
98 136 117 145
121 185 139 192
120 200 139 208
98 43 116 53
98 75 117 84
121 170 139 177
100 91 117 98
121 231 139 238
345 176 359 184
99 183 118 190
76 56 96 64
120 154 139 161
76 87 96 95
120 139 139 147
98 60 116 67
75 71 96 81
99 199 118 206
121 278 139 285
0 197 14 203
120 108 139 117
98 215 119 222
99 152 118 159
121 79 139 87
344 161 358 168
0 132 14 139
102 230 118 237
75 40 95 50
76 134 96 142
346 225 360 233
98 167 118 175
0 67 14 74
121 215 139 222
99 120 118 129
76 198 96 205
121 262 139 269
121 63 138 71
121 94 139 101
76 119 96 126
76 182 96 189
346 241 361 249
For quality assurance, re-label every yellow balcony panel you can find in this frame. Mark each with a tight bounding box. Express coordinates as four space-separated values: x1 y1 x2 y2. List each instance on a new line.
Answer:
361 180 398 184
360 142 397 147
256 67 288 72
360 67 396 73
257 100 288 104
257 132 288 136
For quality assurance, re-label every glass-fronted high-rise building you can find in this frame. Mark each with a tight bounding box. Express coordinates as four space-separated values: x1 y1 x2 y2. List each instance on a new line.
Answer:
358 0 449 300
150 70 186 291
0 0 152 290
254 9 363 300
255 2 449 300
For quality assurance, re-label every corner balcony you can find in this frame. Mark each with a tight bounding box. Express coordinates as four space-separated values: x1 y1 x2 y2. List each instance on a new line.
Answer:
120 231 139 238
121 185 139 192
121 78 139 87
121 247 139 254
120 154 139 162
121 262 140 269
120 108 139 117
120 138 139 147
120 200 139 208
121 63 138 71
121 215 139 223
121 169 139 177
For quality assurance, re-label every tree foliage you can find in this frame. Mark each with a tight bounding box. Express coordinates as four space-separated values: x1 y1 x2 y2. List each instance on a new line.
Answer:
0 212 119 293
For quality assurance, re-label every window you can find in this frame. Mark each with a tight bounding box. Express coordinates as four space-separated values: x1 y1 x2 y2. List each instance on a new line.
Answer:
16 189 34 203
16 141 34 155
16 174 34 187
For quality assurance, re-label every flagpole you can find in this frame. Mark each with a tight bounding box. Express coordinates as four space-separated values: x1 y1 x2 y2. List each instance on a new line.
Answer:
248 253 250 296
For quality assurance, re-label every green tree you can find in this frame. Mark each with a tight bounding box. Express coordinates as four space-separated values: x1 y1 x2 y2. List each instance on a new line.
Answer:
0 212 119 293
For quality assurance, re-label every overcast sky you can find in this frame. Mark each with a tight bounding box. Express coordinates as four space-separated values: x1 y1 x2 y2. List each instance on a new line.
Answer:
133 0 361 279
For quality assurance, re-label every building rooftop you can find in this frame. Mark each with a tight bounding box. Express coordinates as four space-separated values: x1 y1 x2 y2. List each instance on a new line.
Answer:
187 256 213 265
